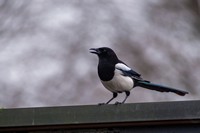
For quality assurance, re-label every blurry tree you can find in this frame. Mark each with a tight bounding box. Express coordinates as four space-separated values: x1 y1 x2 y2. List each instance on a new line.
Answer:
0 0 199 108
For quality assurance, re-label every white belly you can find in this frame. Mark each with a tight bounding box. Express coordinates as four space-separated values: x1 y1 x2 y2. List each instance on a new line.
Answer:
101 69 134 93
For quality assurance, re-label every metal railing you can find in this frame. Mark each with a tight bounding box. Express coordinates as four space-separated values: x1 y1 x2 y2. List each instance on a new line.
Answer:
0 100 200 132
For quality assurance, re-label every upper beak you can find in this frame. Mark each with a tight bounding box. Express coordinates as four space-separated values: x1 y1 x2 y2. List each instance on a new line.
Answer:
89 48 100 54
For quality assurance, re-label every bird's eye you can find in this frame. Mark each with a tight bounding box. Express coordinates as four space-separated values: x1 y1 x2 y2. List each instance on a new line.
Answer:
102 49 106 52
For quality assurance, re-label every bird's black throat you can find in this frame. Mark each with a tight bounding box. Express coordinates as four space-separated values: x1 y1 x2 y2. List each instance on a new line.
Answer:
98 59 115 81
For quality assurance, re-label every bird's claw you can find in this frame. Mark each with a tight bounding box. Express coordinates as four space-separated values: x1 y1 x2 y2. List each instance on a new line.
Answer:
98 103 106 105
115 101 122 105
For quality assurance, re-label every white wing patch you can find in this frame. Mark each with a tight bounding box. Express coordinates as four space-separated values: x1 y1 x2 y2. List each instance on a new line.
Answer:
115 63 131 71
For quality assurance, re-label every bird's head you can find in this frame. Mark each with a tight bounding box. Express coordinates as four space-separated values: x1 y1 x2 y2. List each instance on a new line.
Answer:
89 47 118 61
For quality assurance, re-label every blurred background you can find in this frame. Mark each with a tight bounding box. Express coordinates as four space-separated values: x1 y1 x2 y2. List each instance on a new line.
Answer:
0 0 199 108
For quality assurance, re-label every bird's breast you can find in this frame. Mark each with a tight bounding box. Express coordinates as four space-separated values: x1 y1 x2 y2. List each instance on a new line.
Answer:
101 69 134 92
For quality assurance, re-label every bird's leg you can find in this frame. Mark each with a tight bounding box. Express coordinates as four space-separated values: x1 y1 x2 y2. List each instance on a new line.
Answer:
122 91 130 103
98 92 118 105
115 91 130 105
106 92 118 104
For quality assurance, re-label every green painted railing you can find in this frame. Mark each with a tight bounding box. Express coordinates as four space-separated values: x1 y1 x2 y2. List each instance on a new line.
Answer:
0 100 200 132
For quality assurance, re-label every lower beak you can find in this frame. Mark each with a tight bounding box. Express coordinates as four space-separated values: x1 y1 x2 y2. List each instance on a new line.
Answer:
89 48 99 54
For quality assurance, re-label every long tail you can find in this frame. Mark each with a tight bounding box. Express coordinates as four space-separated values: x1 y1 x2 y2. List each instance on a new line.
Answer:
135 81 189 96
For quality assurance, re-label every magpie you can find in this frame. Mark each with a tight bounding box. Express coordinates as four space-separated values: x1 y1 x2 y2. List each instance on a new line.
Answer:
90 47 188 104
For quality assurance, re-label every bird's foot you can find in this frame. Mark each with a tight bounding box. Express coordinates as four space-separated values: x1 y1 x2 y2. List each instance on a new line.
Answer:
98 103 106 106
114 101 123 105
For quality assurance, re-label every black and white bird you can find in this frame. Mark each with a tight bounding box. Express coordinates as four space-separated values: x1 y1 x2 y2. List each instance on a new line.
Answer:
90 47 188 104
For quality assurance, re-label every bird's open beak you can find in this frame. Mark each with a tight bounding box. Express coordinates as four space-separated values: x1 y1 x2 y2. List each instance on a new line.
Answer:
89 48 100 54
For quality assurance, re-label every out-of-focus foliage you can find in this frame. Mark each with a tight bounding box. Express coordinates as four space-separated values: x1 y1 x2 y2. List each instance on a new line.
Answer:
0 0 199 108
